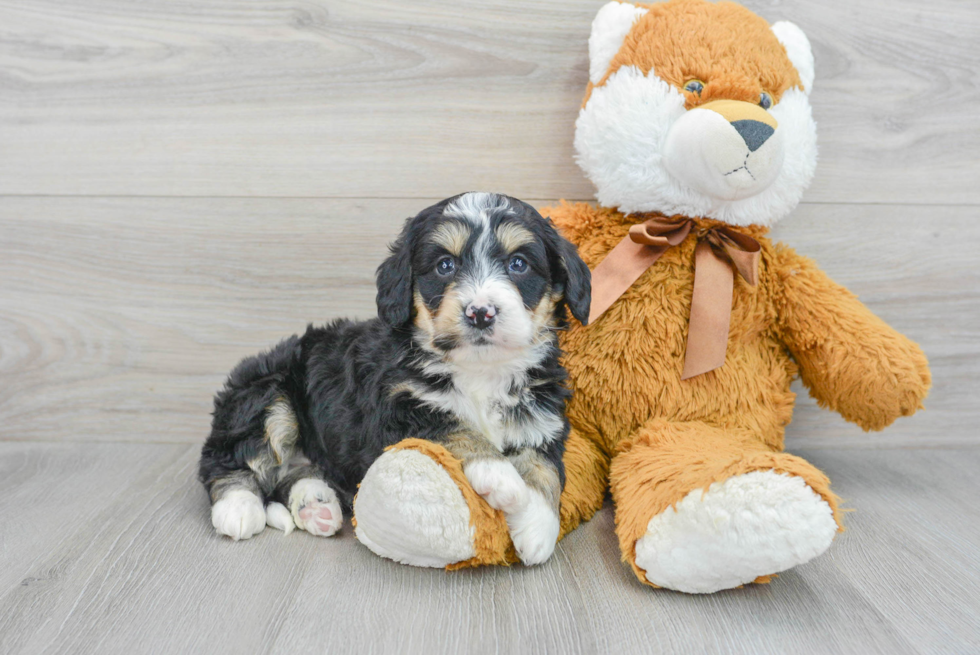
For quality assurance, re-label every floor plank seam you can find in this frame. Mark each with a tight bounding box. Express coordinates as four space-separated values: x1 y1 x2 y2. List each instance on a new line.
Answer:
1 194 977 208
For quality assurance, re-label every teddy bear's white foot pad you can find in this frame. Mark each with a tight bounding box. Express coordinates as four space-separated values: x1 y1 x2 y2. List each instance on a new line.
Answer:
354 449 476 568
633 470 837 594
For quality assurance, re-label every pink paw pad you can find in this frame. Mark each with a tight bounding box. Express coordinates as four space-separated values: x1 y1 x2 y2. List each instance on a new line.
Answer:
289 478 344 538
298 503 340 536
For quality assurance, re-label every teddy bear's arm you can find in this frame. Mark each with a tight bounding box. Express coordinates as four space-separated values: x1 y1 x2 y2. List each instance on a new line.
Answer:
773 244 931 431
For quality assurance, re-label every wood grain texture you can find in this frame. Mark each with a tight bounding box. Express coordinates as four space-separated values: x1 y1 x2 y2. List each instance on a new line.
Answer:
1 442 977 654
1 197 975 446
1 0 978 203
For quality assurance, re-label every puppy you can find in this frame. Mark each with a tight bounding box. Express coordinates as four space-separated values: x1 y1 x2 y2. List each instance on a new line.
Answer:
198 192 591 565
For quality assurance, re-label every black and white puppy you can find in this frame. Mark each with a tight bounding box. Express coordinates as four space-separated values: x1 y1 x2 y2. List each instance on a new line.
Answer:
199 192 591 565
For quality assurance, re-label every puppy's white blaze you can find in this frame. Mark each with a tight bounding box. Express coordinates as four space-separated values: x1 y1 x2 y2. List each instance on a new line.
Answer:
463 459 529 512
211 489 266 541
506 488 560 566
575 66 817 227
445 192 512 226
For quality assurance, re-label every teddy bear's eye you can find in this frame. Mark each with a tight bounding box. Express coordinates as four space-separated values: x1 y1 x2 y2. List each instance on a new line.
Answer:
683 80 704 95
759 92 773 110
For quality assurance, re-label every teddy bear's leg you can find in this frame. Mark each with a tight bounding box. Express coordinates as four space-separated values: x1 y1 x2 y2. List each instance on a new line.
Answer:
353 429 608 569
353 438 515 568
558 426 610 539
610 419 842 593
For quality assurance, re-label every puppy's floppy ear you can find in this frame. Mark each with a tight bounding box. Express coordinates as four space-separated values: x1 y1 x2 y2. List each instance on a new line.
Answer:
376 220 415 327
535 209 592 326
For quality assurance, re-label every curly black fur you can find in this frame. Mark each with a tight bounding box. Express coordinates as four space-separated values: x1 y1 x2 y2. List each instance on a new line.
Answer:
199 193 590 525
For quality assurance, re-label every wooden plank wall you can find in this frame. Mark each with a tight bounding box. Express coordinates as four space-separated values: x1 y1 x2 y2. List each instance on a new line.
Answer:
1 0 978 449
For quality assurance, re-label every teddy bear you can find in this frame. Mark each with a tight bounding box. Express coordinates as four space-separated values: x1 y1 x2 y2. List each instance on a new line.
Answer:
351 0 931 593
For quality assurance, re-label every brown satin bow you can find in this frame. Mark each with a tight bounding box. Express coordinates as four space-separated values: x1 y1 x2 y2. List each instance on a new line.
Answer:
588 216 761 380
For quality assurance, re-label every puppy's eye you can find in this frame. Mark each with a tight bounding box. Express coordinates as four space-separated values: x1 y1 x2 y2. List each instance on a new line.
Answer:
759 92 773 110
436 257 456 276
508 256 528 274
683 79 704 95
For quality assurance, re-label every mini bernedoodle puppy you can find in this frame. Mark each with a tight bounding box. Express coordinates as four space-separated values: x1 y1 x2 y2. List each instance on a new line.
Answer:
199 192 591 565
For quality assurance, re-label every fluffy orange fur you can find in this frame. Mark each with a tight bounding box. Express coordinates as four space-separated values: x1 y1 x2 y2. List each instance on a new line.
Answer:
403 205 929 581
552 204 928 583
584 0 802 107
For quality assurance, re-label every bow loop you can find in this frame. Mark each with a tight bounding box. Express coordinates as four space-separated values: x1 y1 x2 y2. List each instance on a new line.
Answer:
703 226 761 287
587 215 762 379
628 218 693 248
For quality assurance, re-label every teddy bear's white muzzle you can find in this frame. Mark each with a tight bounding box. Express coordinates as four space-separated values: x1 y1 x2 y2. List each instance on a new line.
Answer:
663 105 784 202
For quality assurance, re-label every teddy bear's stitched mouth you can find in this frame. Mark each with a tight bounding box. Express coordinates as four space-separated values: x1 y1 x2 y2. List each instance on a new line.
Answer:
723 154 757 181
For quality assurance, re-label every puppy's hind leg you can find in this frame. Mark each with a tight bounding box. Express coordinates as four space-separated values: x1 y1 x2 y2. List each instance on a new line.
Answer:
201 395 301 541
269 466 343 538
207 471 267 541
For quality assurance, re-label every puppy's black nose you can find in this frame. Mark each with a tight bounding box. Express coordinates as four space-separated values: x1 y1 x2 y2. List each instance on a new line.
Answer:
464 304 496 330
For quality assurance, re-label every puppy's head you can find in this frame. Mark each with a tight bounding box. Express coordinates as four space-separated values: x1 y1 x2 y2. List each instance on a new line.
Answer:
377 192 590 356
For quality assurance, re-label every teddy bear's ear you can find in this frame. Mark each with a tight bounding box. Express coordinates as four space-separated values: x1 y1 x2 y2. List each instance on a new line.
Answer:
589 1 649 85
771 21 814 94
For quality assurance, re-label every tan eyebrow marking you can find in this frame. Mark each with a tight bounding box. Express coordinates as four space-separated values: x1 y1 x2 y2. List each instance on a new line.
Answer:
495 222 535 252
430 221 472 256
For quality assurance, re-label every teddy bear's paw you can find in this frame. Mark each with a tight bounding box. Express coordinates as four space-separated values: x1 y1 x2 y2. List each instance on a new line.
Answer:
634 470 838 593
354 448 476 567
506 489 560 566
288 479 343 537
211 489 266 541
463 459 530 513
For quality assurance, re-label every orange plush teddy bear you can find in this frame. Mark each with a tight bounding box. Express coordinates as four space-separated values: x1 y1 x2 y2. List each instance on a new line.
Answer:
352 0 931 593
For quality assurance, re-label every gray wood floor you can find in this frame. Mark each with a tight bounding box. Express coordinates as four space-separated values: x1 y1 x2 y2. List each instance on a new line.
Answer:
1 0 979 653
1 444 978 654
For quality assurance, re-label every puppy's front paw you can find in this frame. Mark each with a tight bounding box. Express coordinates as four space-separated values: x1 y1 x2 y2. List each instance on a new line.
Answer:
507 490 560 566
289 478 343 537
464 459 529 512
211 489 266 541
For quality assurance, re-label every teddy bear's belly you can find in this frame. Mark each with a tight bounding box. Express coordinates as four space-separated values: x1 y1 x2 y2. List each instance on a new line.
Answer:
560 273 798 454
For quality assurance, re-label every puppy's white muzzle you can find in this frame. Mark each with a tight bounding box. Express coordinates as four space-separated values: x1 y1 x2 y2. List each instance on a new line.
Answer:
664 100 784 202
456 275 532 350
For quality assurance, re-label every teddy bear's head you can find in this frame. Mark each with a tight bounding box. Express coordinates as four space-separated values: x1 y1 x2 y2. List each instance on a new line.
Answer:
575 0 816 227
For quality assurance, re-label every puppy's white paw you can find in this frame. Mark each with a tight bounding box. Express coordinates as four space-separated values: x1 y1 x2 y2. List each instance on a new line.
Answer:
506 489 560 566
265 501 295 535
289 478 343 537
464 459 529 512
211 489 266 541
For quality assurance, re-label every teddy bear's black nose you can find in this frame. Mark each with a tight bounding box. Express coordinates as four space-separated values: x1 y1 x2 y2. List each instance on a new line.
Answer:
731 120 775 152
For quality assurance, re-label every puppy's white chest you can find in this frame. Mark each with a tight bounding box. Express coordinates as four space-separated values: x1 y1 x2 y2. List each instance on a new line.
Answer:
450 372 515 451
449 371 562 452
